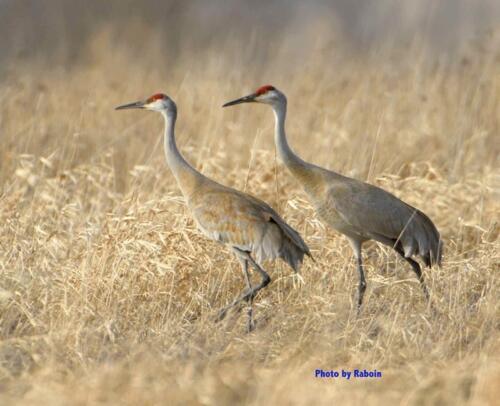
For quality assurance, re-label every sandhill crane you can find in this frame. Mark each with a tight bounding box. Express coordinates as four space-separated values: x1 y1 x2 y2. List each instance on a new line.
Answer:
115 93 311 331
223 85 442 311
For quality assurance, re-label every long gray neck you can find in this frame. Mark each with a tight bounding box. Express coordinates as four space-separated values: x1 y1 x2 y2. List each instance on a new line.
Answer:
162 109 203 198
272 101 312 182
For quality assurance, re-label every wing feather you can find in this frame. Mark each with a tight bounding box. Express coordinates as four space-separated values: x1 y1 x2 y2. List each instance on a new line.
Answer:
187 184 311 270
326 178 441 265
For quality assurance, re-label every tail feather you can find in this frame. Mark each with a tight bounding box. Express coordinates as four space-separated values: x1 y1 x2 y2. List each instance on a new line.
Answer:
279 236 307 273
267 216 312 272
405 210 442 267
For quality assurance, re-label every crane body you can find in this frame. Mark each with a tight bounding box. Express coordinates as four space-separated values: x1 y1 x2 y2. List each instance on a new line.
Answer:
223 85 442 310
116 93 310 331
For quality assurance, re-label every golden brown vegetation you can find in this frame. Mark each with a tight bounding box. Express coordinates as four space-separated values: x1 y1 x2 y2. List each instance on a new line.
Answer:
0 5 499 404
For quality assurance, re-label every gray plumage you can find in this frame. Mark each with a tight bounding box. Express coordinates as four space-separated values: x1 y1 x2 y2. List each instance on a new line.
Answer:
322 174 442 267
116 92 311 332
223 85 443 310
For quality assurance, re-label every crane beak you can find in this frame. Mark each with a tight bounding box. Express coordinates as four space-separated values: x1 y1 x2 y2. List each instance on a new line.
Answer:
222 93 257 107
115 100 146 110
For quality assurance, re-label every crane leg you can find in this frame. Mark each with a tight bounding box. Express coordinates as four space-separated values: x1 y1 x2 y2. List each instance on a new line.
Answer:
240 258 255 332
394 247 430 300
348 238 367 314
216 249 271 330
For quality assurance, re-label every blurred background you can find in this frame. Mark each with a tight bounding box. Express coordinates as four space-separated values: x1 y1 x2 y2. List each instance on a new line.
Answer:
0 0 499 189
1 0 500 68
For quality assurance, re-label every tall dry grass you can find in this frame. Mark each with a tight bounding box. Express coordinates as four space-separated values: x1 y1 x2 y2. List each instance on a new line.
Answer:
0 9 499 405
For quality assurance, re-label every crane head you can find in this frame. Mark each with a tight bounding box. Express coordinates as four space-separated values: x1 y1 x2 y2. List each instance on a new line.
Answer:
222 85 284 108
115 93 175 112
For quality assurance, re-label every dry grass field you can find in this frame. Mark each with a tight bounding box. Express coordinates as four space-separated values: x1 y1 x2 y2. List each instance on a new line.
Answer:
0 2 499 405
